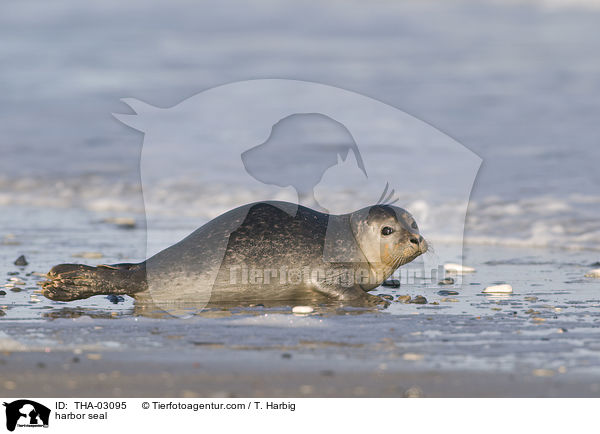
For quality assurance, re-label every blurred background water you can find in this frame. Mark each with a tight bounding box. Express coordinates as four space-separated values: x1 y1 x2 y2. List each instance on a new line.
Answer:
1 0 600 253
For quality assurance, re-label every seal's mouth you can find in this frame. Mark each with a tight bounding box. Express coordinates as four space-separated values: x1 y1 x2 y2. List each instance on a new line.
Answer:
409 235 428 255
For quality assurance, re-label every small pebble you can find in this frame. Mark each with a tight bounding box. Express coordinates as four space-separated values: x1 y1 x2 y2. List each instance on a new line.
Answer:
438 277 455 285
440 298 459 303
380 294 394 301
299 385 314 395
483 284 513 294
525 309 541 315
397 295 411 303
86 353 102 360
403 353 424 361
444 263 475 274
281 353 292 359
292 306 314 314
409 295 427 304
532 369 554 377
532 317 546 323
14 255 28 266
102 217 136 229
437 290 459 296
524 296 538 302
73 252 103 259
404 386 423 398
585 269 600 278
0 290 6 296
0 310 5 317
557 328 568 333
381 279 400 288
106 295 125 304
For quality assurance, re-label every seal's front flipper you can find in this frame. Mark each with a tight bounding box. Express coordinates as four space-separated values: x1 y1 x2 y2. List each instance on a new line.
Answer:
349 291 390 308
316 282 389 308
40 263 146 302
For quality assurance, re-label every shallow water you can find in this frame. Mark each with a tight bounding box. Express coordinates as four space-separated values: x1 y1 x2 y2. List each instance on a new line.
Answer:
1 205 599 384
2 0 600 250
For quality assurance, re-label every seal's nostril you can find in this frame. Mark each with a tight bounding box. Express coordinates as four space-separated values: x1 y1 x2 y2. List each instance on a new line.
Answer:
410 238 419 245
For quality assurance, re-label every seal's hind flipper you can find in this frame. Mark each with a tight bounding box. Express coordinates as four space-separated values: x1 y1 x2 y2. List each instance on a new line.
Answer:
41 263 146 302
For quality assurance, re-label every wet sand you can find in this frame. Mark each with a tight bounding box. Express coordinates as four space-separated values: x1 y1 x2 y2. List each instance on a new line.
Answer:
2 296 600 398
3 350 600 398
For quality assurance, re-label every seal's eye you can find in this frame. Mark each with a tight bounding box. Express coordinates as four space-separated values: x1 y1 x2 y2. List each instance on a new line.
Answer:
381 226 394 236
411 221 418 230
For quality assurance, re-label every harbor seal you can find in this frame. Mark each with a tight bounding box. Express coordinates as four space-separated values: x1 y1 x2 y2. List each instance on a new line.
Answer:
42 201 427 309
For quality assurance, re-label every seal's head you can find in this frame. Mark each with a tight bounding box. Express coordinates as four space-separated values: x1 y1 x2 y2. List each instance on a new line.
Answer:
373 205 428 265
350 204 427 287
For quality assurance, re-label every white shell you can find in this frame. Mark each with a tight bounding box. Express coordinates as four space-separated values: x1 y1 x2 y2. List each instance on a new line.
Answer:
402 353 424 361
292 306 314 314
483 284 513 294
585 269 600 278
444 263 476 274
